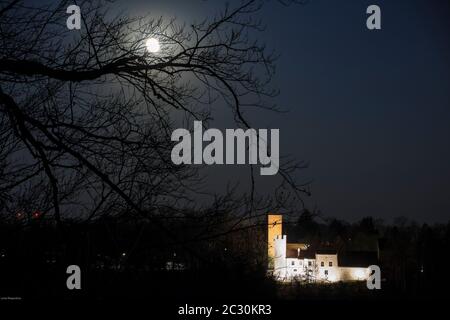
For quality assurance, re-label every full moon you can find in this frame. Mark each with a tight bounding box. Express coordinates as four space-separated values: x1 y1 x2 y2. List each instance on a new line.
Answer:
146 38 160 53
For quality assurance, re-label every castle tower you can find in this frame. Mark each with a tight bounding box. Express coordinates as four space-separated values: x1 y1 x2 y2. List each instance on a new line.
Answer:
273 235 287 279
267 214 282 269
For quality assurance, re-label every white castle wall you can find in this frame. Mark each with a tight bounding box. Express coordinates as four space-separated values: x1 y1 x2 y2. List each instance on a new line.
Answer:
337 267 370 281
316 254 339 282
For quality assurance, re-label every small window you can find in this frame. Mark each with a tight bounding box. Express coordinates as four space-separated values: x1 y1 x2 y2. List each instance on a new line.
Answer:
293 269 297 272
325 270 328 275
321 261 324 267
329 262 333 267
308 261 312 266
291 261 295 266
299 261 303 266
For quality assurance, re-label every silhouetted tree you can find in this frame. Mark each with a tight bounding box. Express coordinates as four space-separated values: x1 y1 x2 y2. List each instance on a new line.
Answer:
0 0 307 244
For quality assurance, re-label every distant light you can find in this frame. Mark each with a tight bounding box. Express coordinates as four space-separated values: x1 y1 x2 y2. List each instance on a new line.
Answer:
121 252 126 257
146 38 160 53
32 210 41 219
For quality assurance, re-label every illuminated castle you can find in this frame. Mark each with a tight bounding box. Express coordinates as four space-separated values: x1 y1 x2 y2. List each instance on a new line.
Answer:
267 214 377 282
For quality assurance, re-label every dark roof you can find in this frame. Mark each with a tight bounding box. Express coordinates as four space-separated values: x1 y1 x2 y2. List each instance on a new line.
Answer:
286 243 308 258
316 249 337 255
298 249 315 259
286 243 337 259
286 248 299 258
338 251 378 268
287 243 308 250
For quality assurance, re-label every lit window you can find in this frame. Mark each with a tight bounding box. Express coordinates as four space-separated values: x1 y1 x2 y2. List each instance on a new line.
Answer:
321 262 324 267
329 262 333 267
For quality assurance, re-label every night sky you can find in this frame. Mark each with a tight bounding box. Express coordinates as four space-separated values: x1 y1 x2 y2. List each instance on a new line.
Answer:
261 0 450 223
31 0 450 223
